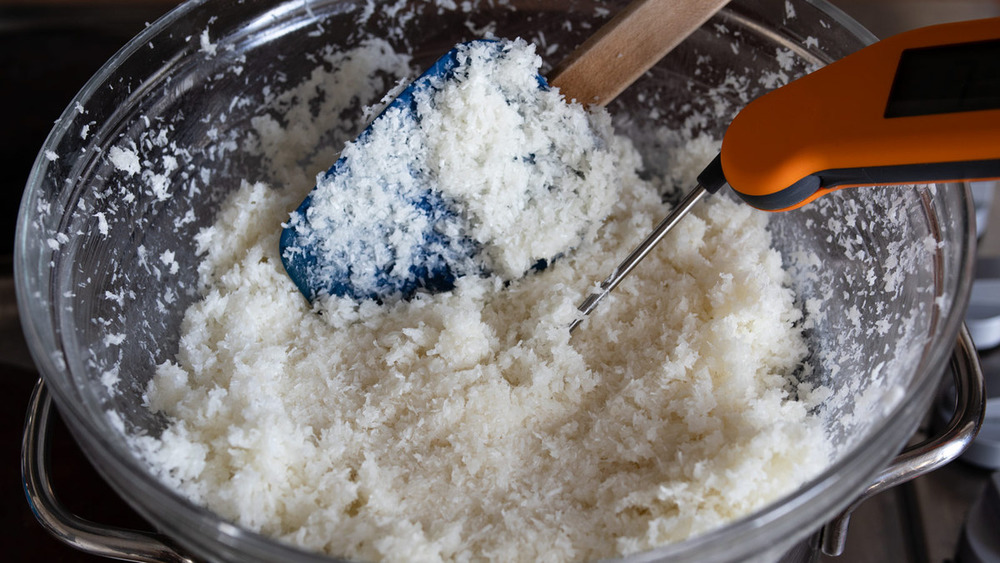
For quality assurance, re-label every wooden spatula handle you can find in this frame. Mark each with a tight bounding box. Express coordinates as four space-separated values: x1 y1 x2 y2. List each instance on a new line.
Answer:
550 0 731 107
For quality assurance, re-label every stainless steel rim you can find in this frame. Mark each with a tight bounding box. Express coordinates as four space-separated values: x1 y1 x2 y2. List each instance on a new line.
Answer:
21 378 196 563
820 323 986 556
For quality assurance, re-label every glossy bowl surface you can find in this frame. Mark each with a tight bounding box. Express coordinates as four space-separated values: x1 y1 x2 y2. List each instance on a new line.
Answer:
16 0 975 561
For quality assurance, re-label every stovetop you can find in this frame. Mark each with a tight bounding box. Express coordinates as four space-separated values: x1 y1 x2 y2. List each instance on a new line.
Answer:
2 1 998 562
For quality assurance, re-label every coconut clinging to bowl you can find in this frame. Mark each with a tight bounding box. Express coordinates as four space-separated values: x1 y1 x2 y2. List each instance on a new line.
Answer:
16 0 976 562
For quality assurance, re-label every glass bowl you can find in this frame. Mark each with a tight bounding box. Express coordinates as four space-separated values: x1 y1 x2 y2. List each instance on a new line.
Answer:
16 0 977 561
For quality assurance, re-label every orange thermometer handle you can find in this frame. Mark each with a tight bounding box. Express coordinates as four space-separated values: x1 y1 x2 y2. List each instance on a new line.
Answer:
716 17 1000 212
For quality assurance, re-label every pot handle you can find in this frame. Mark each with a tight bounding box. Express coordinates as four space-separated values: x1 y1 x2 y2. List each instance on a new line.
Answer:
820 324 986 556
21 378 197 563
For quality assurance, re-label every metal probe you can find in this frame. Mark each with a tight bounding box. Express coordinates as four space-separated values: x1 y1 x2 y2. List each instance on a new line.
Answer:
569 157 726 333
568 185 706 333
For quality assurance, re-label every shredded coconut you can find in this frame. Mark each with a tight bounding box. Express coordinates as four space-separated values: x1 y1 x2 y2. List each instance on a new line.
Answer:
283 40 618 300
134 38 832 562
108 145 141 176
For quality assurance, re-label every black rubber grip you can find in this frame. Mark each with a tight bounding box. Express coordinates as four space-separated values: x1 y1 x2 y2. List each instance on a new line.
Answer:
734 158 1000 211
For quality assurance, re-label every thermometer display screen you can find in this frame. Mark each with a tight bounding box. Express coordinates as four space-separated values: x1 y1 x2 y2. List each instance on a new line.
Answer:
885 38 1000 118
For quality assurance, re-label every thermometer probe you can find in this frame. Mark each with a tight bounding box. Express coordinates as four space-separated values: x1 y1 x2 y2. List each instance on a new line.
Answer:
571 17 1000 332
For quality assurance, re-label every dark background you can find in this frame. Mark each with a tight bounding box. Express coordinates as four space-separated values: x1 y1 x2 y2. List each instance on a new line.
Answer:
1 3 182 560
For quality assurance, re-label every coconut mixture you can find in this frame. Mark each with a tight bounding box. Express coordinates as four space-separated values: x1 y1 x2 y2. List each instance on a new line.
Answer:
283 39 619 301
135 37 832 562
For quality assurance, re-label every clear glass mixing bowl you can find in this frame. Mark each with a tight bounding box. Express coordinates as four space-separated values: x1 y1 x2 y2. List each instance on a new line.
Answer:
16 0 978 561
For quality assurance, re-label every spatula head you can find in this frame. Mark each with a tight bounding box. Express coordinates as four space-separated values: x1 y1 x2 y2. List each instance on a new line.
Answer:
280 42 500 302
280 38 614 305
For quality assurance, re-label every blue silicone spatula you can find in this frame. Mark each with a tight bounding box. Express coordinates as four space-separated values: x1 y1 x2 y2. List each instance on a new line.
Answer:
280 0 731 303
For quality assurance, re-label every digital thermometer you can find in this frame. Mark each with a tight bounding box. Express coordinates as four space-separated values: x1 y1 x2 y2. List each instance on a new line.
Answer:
720 16 1000 211
572 17 1000 331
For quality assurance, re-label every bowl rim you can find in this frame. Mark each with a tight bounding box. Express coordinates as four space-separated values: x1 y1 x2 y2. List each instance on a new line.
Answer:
14 0 977 561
